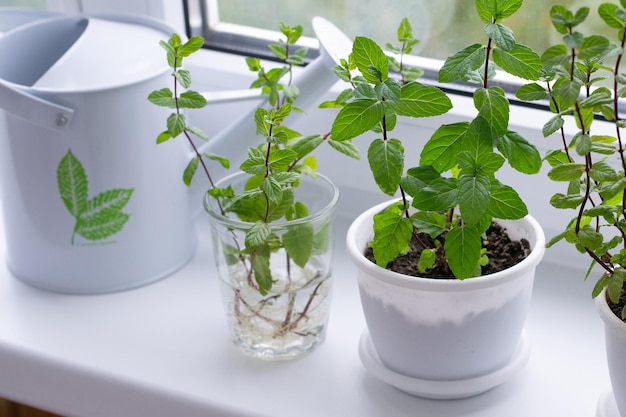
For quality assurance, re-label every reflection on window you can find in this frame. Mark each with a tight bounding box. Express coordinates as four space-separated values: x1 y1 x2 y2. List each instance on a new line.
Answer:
197 0 606 60
0 0 45 8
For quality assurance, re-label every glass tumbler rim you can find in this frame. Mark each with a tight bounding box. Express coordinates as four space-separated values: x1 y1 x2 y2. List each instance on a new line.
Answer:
203 170 339 229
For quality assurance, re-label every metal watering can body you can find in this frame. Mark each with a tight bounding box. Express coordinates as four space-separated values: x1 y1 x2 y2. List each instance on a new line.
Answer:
0 14 195 293
0 12 350 294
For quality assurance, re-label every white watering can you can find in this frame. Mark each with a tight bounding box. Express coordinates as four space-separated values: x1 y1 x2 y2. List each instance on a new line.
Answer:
0 13 350 294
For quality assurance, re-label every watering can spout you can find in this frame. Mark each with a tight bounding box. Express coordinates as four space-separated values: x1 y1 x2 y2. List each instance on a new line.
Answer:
190 17 352 208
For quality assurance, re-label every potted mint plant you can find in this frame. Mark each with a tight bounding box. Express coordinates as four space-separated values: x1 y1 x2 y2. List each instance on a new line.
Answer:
517 3 626 414
325 2 545 398
148 25 355 360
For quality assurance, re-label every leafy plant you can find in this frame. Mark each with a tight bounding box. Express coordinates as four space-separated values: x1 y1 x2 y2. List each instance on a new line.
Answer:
518 2 626 319
149 26 352 296
57 149 134 245
326 1 542 279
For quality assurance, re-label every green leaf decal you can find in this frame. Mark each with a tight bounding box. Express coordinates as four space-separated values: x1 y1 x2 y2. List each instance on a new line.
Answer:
84 189 134 216
75 208 130 241
57 150 88 217
57 150 134 245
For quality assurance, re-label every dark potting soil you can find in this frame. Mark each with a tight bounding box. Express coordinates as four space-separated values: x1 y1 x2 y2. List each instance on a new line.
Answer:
364 221 531 279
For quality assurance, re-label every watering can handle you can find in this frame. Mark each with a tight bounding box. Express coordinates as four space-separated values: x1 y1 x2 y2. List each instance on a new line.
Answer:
0 81 74 130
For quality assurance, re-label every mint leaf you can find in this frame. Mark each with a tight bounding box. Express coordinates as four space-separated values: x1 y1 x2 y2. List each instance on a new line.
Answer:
549 193 585 209
283 223 314 268
174 70 191 89
368 139 404 195
406 176 459 211
485 23 515 51
167 113 186 137
331 99 384 141
445 225 482 279
268 149 298 172
411 211 447 238
58 150 88 217
515 83 548 101
487 181 528 219
352 36 389 84
548 163 586 181
420 122 470 172
183 156 199 186
578 35 610 61
497 131 542 174
328 139 360 159
492 44 542 80
394 82 452 118
245 221 272 248
476 0 523 23
178 36 204 57
458 174 491 226
178 90 207 108
439 44 486 83
543 115 565 137
599 3 624 28
418 248 436 273
370 203 413 268
312 221 331 255
147 88 176 108
252 247 272 295
474 87 509 135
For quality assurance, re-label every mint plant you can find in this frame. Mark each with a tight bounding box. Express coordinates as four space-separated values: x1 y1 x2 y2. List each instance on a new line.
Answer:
57 149 134 245
517 2 626 319
149 26 353 296
327 2 542 279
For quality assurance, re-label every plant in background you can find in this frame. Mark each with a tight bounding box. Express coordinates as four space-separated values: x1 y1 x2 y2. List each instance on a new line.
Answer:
326 0 542 279
518 2 626 319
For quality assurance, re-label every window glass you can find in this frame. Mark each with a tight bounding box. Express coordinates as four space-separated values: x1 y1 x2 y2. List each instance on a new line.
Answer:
0 0 45 7
212 0 607 60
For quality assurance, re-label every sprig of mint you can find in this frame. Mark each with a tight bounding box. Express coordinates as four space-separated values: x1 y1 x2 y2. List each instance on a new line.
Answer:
150 25 354 295
57 149 134 245
327 3 542 279
518 2 626 318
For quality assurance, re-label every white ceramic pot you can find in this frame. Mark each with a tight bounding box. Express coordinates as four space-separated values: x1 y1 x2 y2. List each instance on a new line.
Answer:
596 288 626 417
347 199 545 399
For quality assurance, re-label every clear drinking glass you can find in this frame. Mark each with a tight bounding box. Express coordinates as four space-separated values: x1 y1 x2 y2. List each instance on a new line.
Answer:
204 171 339 360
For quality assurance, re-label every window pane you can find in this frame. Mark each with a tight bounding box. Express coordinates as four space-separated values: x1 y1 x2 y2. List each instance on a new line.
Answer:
0 0 45 8
214 0 607 60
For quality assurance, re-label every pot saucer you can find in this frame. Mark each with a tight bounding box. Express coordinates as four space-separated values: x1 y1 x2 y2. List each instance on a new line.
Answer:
358 329 530 400
597 390 620 417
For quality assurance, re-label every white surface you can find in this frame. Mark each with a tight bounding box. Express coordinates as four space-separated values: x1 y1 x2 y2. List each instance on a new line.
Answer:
0 201 614 417
358 329 530 400
598 390 620 417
